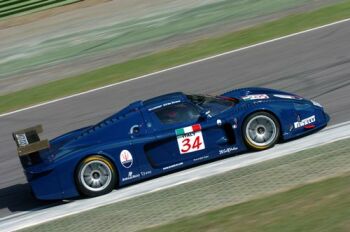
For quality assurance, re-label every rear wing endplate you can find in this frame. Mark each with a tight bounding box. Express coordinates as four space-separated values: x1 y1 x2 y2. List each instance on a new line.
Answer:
12 125 49 156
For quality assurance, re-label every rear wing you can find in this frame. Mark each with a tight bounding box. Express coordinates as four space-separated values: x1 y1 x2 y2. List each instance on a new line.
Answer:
12 125 49 157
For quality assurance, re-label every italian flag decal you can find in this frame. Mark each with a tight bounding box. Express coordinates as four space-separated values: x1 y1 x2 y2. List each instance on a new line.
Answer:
175 124 202 136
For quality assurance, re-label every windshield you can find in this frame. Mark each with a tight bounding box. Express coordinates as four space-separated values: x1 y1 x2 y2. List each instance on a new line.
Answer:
186 94 235 117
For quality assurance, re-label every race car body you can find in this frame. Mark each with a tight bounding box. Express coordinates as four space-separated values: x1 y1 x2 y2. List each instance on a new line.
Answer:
12 87 329 200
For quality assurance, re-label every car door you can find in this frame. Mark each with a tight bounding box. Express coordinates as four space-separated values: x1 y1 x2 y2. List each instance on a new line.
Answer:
143 102 234 169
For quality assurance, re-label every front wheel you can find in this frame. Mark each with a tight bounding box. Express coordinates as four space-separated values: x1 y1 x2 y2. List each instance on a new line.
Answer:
76 155 117 197
242 112 280 151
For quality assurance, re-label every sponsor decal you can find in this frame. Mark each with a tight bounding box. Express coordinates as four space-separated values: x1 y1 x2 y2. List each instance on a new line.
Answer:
148 100 181 111
163 162 183 170
122 171 140 182
219 147 238 155
148 105 162 111
176 124 205 154
242 94 269 101
193 155 209 162
120 150 133 168
141 170 152 176
294 115 316 129
273 94 296 99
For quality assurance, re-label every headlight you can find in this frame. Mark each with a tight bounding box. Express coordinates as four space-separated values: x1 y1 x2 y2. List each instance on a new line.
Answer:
311 100 323 108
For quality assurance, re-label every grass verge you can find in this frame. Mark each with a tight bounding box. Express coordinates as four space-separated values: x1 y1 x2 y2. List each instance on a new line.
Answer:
1 0 350 114
143 173 350 232
0 0 80 18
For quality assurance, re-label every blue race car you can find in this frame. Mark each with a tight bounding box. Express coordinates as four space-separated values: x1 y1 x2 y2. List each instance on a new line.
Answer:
13 87 329 200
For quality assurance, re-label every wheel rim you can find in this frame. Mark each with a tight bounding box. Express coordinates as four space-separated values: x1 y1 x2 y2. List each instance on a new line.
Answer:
80 160 112 192
245 115 277 147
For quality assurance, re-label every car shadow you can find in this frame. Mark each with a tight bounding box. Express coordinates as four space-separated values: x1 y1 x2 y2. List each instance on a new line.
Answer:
0 183 62 217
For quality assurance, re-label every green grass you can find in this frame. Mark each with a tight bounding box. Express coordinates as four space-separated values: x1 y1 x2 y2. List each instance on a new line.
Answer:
0 0 80 18
1 0 350 114
143 174 350 232
1 0 314 76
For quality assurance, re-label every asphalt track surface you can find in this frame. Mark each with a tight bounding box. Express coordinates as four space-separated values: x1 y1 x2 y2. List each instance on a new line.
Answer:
1 20 350 218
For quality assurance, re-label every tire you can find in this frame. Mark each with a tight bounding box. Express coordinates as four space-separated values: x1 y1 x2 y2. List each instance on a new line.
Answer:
242 111 280 151
76 155 117 197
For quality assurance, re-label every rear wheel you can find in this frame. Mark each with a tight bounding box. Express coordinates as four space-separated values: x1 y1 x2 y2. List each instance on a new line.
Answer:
76 155 116 197
243 112 280 151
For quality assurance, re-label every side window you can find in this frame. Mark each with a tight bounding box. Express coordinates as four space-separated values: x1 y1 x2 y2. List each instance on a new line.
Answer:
153 103 200 125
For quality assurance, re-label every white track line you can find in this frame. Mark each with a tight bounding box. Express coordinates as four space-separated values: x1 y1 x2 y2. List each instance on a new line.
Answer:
1 121 350 232
1 18 350 118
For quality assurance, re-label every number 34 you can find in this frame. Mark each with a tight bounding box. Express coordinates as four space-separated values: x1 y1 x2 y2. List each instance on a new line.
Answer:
181 136 203 153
